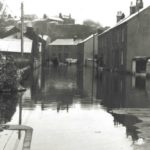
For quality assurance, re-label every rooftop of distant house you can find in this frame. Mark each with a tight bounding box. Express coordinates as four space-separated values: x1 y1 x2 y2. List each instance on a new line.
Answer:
59 13 74 19
0 37 32 53
24 14 38 20
33 16 64 23
49 38 82 46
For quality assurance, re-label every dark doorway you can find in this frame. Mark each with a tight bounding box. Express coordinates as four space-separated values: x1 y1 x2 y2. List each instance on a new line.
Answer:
136 59 147 73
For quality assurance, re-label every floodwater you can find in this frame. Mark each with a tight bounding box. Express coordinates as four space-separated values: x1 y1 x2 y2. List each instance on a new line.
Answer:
0 65 150 150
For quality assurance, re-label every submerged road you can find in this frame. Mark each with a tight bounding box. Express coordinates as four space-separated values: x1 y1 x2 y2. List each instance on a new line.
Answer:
1 66 150 149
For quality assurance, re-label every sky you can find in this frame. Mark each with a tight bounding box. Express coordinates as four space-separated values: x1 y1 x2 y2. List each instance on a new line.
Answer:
3 0 150 27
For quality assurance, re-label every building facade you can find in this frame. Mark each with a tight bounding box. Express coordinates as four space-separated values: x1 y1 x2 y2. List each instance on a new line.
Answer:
0 36 32 60
46 38 82 63
77 34 98 67
98 22 127 72
0 26 49 68
98 2 150 73
59 13 75 25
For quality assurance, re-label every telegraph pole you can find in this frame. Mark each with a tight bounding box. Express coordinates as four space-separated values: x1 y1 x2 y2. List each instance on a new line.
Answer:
91 34 95 101
21 2 24 57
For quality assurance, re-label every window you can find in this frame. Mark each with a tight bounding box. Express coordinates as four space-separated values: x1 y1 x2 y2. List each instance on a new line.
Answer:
121 29 125 42
101 38 103 48
64 46 69 51
52 53 56 57
64 53 69 59
121 51 124 65
117 31 120 43
57 46 61 51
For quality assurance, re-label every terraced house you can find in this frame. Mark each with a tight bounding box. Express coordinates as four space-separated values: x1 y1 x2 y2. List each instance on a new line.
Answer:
98 0 150 74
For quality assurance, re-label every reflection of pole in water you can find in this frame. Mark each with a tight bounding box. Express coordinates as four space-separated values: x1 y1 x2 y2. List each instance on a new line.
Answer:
41 67 46 110
18 94 22 139
91 34 95 101
76 66 84 97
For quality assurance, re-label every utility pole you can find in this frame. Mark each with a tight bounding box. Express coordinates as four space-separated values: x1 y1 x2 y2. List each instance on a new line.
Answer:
91 34 95 101
21 2 24 57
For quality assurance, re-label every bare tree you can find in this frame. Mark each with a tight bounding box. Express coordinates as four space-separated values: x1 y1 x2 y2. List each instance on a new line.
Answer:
83 19 102 28
0 1 3 11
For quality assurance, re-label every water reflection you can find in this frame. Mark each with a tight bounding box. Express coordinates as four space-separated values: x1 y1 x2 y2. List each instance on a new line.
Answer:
0 93 28 150
40 66 76 112
132 76 146 89
3 66 150 149
22 66 97 112
0 93 18 124
97 72 150 108
112 113 141 141
97 72 150 146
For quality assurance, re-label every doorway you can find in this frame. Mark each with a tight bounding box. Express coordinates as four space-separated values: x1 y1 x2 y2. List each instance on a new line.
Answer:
132 57 149 74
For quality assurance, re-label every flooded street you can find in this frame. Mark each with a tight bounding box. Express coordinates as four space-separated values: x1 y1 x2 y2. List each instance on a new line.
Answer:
0 66 150 150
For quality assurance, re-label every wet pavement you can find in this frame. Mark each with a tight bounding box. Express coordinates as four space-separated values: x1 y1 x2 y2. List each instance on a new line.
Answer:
0 65 150 150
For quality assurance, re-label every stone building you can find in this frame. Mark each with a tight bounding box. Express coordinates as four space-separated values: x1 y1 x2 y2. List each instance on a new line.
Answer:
46 38 82 63
98 0 150 74
77 34 98 67
0 33 32 60
59 13 75 24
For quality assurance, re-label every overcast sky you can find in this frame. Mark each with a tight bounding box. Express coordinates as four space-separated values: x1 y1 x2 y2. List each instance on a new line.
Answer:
4 0 150 27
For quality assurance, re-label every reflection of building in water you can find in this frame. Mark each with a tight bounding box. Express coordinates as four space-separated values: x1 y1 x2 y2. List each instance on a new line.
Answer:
97 73 126 108
76 66 97 107
96 72 150 142
21 68 41 109
132 76 146 89
31 68 42 102
22 66 97 111
97 73 150 108
76 66 84 97
39 66 77 112
112 113 142 142
0 94 18 124
21 66 76 111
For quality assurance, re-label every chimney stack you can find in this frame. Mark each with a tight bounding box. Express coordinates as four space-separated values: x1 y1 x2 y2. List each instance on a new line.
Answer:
59 13 62 18
116 11 125 22
73 35 78 41
130 1 136 15
136 0 143 11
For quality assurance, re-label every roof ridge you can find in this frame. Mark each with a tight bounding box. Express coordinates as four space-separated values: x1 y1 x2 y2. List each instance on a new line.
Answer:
98 5 150 36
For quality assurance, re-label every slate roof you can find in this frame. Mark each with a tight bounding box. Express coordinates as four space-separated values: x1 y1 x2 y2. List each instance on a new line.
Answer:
49 39 82 46
79 33 98 44
0 38 32 53
99 5 150 36
33 16 64 23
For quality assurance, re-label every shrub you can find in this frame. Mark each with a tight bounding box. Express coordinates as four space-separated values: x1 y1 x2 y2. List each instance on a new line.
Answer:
0 54 18 91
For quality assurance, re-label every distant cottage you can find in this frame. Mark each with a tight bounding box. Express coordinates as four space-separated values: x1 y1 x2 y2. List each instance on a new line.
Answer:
0 33 32 60
46 38 82 63
59 13 75 25
0 26 50 67
98 0 150 74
